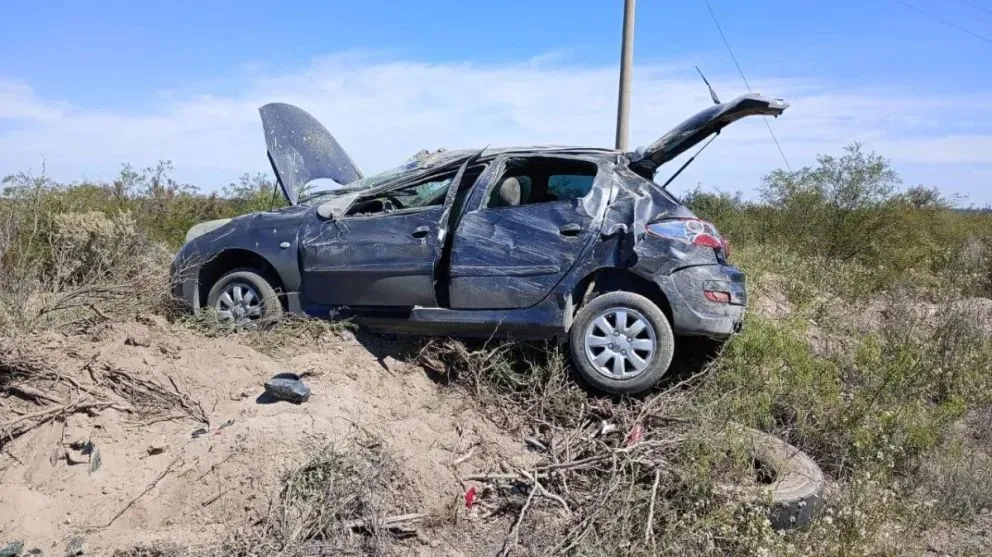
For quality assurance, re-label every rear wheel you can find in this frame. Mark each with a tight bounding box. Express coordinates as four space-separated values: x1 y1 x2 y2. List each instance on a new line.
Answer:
568 291 675 395
206 269 282 326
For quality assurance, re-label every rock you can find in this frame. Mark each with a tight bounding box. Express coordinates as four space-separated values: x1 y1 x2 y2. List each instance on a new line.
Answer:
65 536 84 556
124 334 151 348
0 542 23 557
263 376 311 404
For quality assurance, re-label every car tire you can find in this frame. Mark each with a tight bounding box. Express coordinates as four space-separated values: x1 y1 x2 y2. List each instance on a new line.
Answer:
721 428 825 531
206 269 283 326
568 291 675 395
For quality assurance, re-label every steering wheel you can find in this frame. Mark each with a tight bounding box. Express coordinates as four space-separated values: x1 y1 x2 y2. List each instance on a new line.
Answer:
383 195 405 211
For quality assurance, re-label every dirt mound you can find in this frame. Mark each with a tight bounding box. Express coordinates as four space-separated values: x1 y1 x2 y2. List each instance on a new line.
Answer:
0 320 534 555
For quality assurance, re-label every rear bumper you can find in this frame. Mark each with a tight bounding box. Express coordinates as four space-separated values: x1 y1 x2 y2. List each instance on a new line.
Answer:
655 264 746 338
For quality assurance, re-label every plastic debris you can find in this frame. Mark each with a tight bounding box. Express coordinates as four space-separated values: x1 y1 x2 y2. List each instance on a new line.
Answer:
191 427 208 439
464 486 477 510
0 542 23 557
625 423 645 447
65 535 84 556
264 375 311 404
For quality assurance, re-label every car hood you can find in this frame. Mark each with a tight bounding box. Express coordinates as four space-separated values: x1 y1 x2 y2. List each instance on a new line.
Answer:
629 93 788 174
259 103 364 205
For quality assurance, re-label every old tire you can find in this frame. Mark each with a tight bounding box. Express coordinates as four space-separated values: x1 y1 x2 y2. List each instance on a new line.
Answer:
206 269 283 326
568 291 675 395
731 428 825 530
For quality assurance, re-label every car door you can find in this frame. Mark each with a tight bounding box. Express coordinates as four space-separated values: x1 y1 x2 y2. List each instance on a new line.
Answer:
297 176 452 309
447 155 610 310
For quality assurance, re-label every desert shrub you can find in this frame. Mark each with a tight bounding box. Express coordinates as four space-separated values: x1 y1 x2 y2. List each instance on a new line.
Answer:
221 437 407 557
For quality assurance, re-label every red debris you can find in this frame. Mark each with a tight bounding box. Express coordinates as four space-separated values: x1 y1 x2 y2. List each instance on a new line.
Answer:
464 485 477 510
625 423 645 447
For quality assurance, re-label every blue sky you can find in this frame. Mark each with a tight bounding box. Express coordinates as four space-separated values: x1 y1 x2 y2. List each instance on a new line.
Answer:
2 0 991 204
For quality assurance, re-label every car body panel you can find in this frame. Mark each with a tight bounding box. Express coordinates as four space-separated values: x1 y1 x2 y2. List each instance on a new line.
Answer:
447 155 613 309
629 93 789 175
259 103 364 205
298 205 443 308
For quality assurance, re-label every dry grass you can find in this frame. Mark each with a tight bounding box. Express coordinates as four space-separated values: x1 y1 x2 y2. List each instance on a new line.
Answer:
217 435 416 557
0 342 207 449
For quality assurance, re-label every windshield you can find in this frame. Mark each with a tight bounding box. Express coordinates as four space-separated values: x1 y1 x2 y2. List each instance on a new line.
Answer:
299 148 470 203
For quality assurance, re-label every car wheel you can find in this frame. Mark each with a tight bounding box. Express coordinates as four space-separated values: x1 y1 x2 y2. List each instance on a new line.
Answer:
719 428 825 531
568 291 675 395
206 269 283 326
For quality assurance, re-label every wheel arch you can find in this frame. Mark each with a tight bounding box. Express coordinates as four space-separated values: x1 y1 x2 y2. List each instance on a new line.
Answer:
569 267 673 330
197 249 286 309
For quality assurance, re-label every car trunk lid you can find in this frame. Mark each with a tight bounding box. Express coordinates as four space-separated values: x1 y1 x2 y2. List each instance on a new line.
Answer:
628 93 788 175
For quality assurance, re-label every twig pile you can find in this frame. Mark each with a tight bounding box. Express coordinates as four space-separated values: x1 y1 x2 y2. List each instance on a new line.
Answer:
0 342 207 449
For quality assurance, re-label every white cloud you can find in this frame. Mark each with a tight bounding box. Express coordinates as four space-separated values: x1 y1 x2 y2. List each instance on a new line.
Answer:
1 53 990 202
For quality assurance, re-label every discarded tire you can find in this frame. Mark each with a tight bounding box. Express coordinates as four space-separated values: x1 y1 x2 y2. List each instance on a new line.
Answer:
725 428 824 531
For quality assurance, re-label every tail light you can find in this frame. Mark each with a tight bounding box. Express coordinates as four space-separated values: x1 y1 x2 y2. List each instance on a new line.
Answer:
645 218 730 256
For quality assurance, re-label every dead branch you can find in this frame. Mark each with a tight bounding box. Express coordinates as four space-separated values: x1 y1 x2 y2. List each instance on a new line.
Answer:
7 383 64 405
0 399 127 448
645 469 661 545
498 471 539 557
342 513 426 532
99 455 181 529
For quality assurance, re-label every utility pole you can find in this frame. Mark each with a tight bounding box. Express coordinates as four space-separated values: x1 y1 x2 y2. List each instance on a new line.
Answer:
614 0 636 150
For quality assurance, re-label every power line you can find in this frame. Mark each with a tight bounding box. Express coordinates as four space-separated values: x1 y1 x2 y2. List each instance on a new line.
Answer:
701 0 792 170
959 0 992 17
892 0 992 46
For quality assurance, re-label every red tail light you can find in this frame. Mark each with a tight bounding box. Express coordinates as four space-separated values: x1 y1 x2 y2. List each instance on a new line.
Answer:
704 290 731 303
645 218 730 256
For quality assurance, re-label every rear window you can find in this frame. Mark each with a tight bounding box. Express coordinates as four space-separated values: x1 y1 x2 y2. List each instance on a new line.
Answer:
547 174 595 200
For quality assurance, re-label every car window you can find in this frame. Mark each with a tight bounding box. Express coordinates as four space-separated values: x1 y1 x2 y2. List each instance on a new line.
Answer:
391 176 453 208
547 174 594 200
483 158 598 210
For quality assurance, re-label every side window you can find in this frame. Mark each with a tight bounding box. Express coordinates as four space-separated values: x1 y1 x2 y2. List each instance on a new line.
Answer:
547 174 595 200
345 174 453 217
484 158 598 209
397 176 452 208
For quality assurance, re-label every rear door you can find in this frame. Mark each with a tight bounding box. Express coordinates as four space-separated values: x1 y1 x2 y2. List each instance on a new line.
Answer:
447 155 610 310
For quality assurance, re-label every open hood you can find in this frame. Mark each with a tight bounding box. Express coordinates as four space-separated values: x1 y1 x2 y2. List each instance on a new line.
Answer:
259 103 364 205
629 93 789 175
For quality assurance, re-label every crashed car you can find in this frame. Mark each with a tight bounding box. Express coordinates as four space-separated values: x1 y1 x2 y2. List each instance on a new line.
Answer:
171 94 788 394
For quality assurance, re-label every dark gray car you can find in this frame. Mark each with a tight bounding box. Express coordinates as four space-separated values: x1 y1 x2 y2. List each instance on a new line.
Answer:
171 94 788 394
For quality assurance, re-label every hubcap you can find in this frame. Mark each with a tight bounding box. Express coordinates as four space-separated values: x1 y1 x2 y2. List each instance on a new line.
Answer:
583 307 657 379
215 282 263 324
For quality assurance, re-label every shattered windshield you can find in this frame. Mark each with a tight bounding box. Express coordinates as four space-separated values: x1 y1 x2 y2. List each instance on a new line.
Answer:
299 148 467 203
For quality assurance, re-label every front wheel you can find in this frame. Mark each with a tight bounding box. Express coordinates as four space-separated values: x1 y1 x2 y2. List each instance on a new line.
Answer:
568 291 675 395
206 269 283 326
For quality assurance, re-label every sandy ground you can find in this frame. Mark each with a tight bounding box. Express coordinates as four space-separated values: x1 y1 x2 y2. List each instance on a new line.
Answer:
0 319 534 555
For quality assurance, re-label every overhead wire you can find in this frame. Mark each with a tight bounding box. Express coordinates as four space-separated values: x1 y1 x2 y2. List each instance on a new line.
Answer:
958 0 992 18
892 0 992 45
701 0 792 170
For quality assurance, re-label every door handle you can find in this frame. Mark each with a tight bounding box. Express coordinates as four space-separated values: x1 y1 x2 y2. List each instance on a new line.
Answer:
411 226 430 238
559 223 582 237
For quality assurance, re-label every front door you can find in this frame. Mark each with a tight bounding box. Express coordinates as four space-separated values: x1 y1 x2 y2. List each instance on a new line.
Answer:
447 155 610 309
298 171 460 309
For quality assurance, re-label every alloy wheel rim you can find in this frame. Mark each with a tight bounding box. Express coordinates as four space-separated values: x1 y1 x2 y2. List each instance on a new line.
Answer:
215 282 263 325
583 306 657 380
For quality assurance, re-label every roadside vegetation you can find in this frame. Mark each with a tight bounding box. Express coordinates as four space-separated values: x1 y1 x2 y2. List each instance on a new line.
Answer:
3 143 992 555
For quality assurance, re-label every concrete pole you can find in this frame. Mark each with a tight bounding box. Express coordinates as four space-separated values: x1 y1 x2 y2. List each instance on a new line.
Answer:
614 0 636 151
